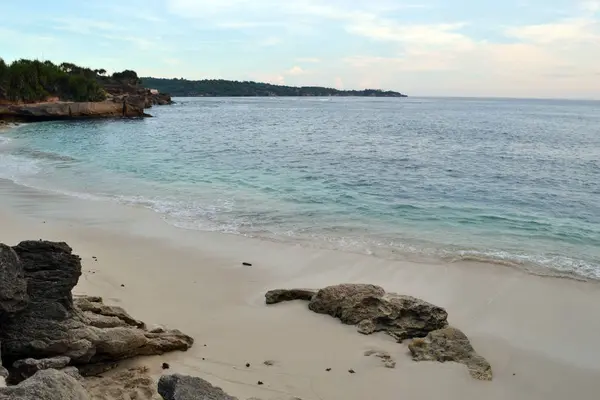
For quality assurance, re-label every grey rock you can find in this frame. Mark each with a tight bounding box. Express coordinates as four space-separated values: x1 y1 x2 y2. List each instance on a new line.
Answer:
158 374 238 400
0 244 28 315
0 240 193 365
0 369 90 400
264 289 317 304
13 356 71 380
408 327 493 381
307 284 448 341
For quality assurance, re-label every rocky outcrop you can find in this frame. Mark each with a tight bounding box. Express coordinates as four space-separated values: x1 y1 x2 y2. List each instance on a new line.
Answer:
265 283 491 380
264 289 317 304
158 374 238 400
408 327 492 381
0 369 90 400
0 240 193 375
0 244 28 316
12 356 71 381
267 284 448 342
0 99 147 122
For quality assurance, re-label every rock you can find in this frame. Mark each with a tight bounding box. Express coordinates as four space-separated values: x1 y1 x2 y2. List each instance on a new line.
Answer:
13 356 71 380
158 374 238 400
0 100 147 122
264 289 317 305
77 362 119 378
0 244 28 315
307 284 448 341
84 367 156 400
408 327 492 381
162 362 170 370
0 240 193 366
0 369 90 400
364 350 396 369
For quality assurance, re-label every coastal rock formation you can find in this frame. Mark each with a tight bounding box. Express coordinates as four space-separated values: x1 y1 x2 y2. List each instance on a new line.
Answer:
267 284 448 342
0 240 193 373
0 99 147 122
0 369 90 400
408 327 493 381
158 374 238 400
84 367 158 400
265 283 491 380
264 289 317 304
0 244 28 315
12 356 71 380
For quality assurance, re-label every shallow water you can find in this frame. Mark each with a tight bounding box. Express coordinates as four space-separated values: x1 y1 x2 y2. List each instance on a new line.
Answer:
1 97 599 279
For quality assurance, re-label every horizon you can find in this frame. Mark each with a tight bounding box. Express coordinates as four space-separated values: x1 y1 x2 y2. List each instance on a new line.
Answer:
1 0 599 99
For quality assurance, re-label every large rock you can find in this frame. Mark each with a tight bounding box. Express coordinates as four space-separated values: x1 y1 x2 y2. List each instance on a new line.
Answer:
13 356 71 380
290 283 448 341
408 327 493 381
0 241 193 367
158 374 238 400
0 369 90 400
0 99 146 122
0 244 28 315
264 289 317 304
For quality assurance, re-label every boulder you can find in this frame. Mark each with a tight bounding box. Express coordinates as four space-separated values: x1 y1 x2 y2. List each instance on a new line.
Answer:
0 244 28 315
158 374 238 400
0 240 193 367
408 327 492 381
0 369 90 400
13 356 71 380
264 289 317 304
307 284 448 341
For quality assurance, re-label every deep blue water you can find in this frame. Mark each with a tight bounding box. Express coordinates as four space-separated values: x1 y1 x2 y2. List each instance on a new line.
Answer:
1 97 600 278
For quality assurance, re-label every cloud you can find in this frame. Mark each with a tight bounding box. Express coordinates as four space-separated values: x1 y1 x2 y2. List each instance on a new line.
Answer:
581 1 600 13
286 66 305 75
505 18 600 44
258 36 283 46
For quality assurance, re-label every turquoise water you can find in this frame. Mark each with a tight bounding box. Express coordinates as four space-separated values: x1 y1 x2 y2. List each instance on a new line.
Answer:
1 97 600 279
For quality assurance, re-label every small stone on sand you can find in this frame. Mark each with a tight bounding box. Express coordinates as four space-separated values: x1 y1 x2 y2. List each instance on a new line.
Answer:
162 363 170 370
246 363 250 368
326 368 331 372
257 381 264 385
243 262 252 266
263 360 275 366
348 369 355 374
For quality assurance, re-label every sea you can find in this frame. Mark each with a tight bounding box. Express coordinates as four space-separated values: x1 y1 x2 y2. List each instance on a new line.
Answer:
1 97 599 279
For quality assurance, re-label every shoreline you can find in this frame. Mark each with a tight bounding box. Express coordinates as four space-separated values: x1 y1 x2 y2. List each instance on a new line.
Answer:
0 178 599 399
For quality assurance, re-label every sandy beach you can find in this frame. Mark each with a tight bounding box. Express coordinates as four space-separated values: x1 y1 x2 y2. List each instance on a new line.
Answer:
1 178 599 399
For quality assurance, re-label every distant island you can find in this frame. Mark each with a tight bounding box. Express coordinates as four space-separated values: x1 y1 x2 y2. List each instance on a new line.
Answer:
141 77 407 98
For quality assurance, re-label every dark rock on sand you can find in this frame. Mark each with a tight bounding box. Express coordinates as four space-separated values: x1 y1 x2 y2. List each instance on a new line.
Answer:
408 327 493 381
264 289 317 304
158 374 239 400
162 362 170 370
0 244 29 315
269 283 448 341
0 369 90 400
0 240 193 367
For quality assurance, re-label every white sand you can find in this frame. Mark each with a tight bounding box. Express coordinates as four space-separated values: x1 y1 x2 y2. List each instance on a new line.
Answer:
1 179 600 400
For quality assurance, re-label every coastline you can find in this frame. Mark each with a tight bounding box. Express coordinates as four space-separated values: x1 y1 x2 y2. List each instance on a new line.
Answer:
0 178 599 399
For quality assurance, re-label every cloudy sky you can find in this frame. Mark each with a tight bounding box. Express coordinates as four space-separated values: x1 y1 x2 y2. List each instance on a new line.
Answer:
1 0 599 98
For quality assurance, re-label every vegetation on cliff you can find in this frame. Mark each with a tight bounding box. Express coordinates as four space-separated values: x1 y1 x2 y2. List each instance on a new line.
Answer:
140 77 407 97
0 58 148 104
0 59 106 103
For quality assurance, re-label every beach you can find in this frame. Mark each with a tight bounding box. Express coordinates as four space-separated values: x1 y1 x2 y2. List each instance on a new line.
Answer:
1 178 599 399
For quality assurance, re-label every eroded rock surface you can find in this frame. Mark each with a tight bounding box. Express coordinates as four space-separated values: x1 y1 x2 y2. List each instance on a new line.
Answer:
0 241 193 368
408 327 493 381
0 369 90 400
158 374 238 400
264 289 317 304
267 284 448 342
0 244 28 315
13 356 71 380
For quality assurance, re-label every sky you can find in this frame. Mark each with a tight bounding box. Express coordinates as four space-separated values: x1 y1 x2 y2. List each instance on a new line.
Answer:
1 0 599 98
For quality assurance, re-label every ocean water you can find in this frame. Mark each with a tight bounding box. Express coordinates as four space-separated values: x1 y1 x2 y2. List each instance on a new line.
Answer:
1 97 600 279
